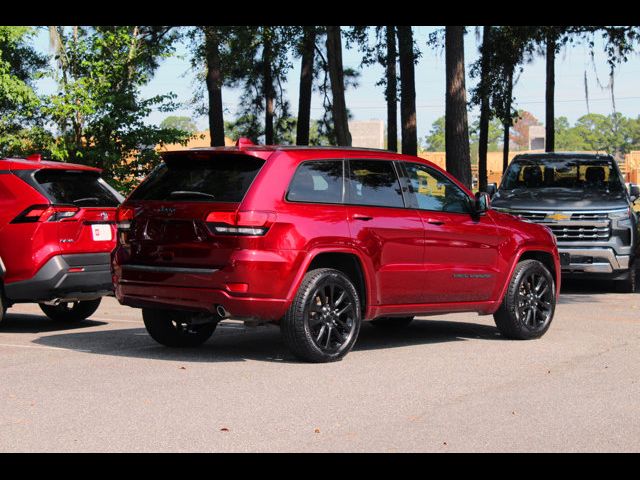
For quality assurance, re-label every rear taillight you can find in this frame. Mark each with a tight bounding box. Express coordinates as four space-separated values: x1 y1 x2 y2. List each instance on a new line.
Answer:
11 205 79 223
205 210 276 236
116 206 135 230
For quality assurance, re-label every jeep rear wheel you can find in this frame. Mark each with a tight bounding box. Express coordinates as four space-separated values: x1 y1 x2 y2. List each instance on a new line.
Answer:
39 298 102 323
281 268 361 363
494 259 556 340
142 308 217 347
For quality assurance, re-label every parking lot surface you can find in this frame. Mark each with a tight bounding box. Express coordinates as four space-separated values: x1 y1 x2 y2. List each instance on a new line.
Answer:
1 280 639 452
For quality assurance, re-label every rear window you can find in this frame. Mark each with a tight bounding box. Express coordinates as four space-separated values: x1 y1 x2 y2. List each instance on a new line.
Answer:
347 160 404 208
129 156 265 202
32 169 123 207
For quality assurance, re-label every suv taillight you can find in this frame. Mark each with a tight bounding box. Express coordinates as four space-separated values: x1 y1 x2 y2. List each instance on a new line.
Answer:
205 210 276 236
116 206 135 230
11 205 79 223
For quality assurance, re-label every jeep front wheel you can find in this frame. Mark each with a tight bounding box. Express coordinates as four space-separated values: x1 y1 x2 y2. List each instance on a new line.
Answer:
494 259 556 340
281 268 361 363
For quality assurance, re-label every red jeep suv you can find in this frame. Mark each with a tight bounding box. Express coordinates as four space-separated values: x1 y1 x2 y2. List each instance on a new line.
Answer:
0 155 123 323
112 142 560 362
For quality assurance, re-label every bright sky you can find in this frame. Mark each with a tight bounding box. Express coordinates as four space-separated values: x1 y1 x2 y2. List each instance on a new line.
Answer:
32 26 640 139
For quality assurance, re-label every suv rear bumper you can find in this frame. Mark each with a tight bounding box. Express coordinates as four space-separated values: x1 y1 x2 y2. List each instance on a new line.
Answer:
115 282 289 321
4 253 113 302
560 247 630 276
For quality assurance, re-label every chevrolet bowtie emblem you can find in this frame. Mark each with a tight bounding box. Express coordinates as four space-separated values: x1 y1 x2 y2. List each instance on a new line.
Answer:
548 213 570 221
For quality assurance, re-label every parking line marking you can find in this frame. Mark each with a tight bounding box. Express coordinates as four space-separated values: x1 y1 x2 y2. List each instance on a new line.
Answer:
0 343 88 352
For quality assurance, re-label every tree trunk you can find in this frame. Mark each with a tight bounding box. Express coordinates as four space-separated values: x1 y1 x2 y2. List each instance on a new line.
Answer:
545 33 556 152
396 25 417 156
478 26 492 192
263 31 275 145
502 68 514 173
385 26 398 152
326 26 351 146
204 28 225 147
445 26 471 188
296 27 316 145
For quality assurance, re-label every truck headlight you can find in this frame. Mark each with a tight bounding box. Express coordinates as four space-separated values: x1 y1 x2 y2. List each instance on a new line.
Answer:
608 208 630 219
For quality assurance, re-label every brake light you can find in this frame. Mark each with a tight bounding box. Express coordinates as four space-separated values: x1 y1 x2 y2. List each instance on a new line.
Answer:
205 210 276 236
116 206 135 230
11 205 79 223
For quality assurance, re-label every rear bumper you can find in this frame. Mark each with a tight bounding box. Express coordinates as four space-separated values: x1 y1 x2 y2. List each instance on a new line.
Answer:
4 253 113 302
559 247 630 276
115 282 289 321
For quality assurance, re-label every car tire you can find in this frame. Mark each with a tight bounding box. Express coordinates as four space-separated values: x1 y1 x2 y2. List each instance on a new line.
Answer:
615 264 636 293
281 268 361 363
142 308 217 347
39 298 102 323
370 316 414 329
494 259 556 340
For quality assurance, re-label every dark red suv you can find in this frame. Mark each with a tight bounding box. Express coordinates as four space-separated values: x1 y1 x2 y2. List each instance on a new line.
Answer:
0 155 122 323
113 142 560 362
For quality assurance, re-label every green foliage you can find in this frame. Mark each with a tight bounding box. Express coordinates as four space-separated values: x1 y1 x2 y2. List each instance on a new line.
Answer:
0 26 48 156
425 115 503 157
225 115 332 146
555 113 640 156
42 26 190 192
422 117 445 152
160 116 198 134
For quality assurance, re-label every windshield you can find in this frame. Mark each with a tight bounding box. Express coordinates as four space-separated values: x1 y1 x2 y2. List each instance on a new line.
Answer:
501 157 624 193
129 155 265 203
32 169 123 207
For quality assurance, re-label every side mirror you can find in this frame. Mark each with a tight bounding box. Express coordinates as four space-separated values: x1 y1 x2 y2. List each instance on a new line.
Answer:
629 183 640 201
474 191 491 215
486 183 497 197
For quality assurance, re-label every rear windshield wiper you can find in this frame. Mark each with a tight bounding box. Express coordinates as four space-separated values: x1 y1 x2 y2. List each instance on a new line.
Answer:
168 190 217 200
72 197 100 205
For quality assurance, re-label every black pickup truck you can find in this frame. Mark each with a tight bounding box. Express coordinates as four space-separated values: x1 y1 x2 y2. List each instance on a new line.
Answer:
489 152 640 292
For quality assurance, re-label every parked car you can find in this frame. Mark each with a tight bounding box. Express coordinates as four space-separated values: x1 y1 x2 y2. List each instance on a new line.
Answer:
489 152 640 292
0 154 123 323
112 140 560 362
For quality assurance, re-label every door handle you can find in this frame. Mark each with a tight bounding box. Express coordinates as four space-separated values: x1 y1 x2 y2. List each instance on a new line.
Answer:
425 219 445 226
352 213 374 221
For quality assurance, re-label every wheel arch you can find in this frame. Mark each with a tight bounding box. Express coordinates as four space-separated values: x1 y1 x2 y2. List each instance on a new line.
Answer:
286 248 375 319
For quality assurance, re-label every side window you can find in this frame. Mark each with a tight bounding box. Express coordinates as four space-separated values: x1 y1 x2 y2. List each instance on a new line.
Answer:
347 160 404 208
286 160 344 204
404 162 471 214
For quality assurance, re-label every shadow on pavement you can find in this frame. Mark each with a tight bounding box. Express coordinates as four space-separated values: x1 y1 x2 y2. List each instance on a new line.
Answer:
558 278 636 304
0 312 107 333
33 317 503 364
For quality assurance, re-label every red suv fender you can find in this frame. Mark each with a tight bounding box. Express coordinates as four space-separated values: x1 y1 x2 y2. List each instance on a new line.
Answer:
284 247 377 319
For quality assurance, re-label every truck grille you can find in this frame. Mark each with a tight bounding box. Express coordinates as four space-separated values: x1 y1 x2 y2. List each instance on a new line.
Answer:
500 210 612 242
547 225 610 241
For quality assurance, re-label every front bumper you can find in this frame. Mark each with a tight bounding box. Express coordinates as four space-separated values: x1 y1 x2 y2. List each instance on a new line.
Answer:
560 247 630 275
4 253 113 302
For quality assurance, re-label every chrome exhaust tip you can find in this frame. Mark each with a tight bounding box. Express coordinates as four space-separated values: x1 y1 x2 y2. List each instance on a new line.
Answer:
216 305 230 319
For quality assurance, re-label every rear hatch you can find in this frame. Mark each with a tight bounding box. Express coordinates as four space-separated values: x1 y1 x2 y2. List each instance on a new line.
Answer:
24 168 123 255
120 153 267 286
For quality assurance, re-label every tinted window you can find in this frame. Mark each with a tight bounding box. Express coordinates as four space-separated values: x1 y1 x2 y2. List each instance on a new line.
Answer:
33 170 123 207
348 160 404 208
129 155 265 202
287 160 344 204
502 157 624 192
404 163 470 213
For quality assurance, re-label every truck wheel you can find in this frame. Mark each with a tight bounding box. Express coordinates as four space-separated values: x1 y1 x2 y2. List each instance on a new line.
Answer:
39 298 102 323
615 264 636 293
494 259 556 340
370 316 414 329
281 268 361 363
142 308 217 347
